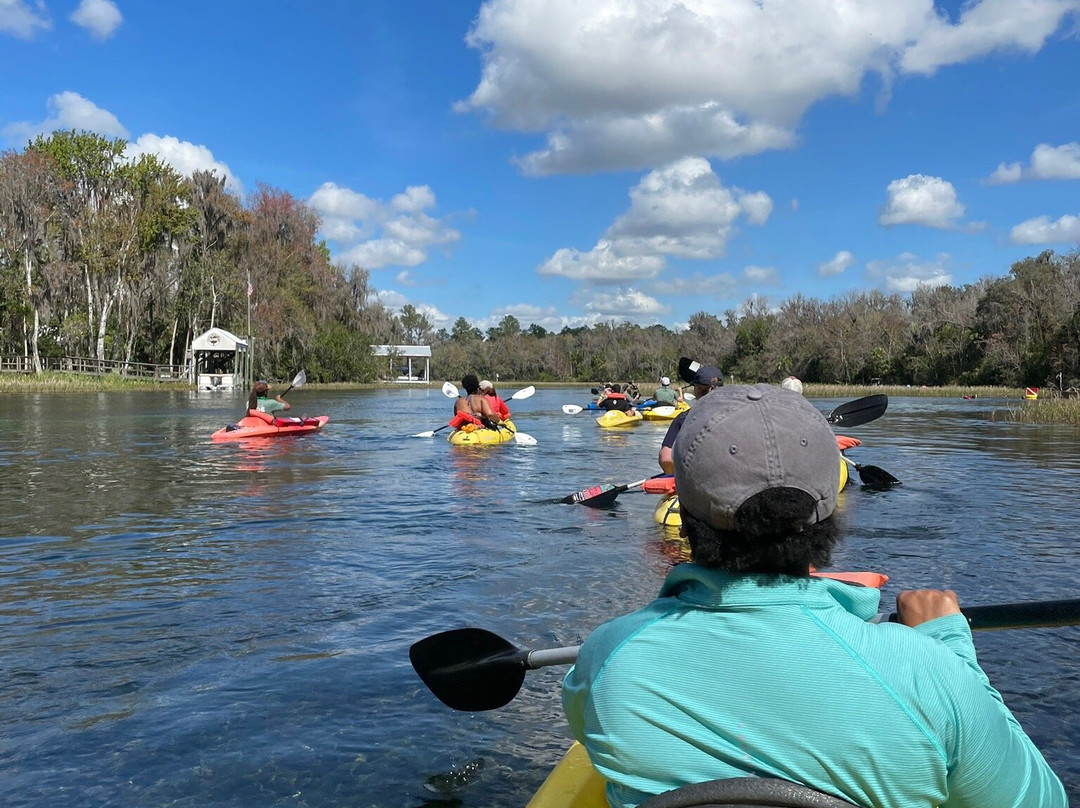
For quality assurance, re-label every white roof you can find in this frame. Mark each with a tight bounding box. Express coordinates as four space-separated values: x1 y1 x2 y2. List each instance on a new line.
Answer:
371 344 431 358
191 328 248 352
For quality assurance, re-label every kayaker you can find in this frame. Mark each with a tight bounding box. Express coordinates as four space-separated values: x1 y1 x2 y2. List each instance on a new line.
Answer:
781 375 804 394
479 379 511 421
597 383 633 412
624 381 641 403
564 384 1066 808
657 357 723 473
452 373 500 430
653 376 683 405
248 380 291 415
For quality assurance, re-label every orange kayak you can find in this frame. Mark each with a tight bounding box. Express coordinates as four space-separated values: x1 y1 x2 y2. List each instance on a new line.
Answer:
211 414 329 441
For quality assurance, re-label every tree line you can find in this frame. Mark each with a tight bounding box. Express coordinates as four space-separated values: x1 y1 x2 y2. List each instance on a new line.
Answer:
2 131 1077 388
428 249 1080 390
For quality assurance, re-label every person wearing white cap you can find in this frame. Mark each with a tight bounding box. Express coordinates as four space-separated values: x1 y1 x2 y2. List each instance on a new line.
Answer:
781 375 804 394
653 376 681 406
564 384 1065 808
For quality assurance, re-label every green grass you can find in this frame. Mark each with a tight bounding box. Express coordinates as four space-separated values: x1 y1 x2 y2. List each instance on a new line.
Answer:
800 383 1021 399
0 372 186 392
996 397 1080 424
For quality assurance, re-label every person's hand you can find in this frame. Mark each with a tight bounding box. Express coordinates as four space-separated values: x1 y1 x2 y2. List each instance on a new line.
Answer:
896 589 961 627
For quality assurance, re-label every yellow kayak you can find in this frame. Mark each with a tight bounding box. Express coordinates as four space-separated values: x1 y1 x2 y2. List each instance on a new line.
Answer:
447 419 517 446
641 401 690 422
526 743 606 808
595 409 643 428
653 457 849 528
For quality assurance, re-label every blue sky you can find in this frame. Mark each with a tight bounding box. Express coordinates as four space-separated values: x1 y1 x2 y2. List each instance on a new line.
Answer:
2 0 1078 333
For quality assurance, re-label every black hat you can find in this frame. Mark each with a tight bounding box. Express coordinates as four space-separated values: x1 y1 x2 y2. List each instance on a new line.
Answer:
678 357 724 388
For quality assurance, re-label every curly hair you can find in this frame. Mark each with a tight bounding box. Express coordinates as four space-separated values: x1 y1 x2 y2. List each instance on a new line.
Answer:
682 488 843 576
461 374 480 394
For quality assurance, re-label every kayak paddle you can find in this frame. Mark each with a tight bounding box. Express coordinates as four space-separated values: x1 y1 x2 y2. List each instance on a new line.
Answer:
510 386 536 400
441 381 459 398
412 597 1080 711
825 394 887 427
560 478 650 507
412 424 453 439
842 455 901 489
280 368 307 398
562 404 584 414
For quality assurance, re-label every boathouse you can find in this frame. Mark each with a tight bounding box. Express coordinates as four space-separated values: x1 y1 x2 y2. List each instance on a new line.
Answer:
190 328 252 391
372 345 431 383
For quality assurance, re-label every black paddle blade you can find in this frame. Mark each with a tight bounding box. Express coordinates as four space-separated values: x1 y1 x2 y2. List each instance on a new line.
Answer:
827 394 888 427
410 628 526 711
856 464 901 490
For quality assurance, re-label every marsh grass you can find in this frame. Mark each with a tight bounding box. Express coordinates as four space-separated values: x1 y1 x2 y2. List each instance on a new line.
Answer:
997 397 1080 424
800 384 1021 400
0 372 183 392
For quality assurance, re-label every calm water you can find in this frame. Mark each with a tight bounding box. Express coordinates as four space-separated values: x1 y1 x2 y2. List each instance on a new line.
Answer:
1 387 1078 807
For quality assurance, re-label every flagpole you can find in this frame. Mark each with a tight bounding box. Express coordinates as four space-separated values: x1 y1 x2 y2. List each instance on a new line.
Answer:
246 271 253 388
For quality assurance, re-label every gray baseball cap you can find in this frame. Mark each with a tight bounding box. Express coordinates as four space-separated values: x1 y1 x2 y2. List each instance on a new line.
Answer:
673 384 840 531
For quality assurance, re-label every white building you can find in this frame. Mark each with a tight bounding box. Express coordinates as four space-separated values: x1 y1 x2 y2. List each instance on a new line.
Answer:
372 345 431 383
189 328 251 391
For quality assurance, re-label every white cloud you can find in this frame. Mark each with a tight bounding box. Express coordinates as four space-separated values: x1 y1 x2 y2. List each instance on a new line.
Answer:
1010 214 1080 245
309 182 460 270
742 265 780 285
901 0 1077 76
880 174 965 229
460 0 1077 175
818 250 855 277
0 0 50 39
988 161 1023 184
539 157 770 282
126 134 241 194
866 252 952 293
579 287 671 320
70 0 121 40
2 90 128 144
538 241 667 283
988 142 1080 184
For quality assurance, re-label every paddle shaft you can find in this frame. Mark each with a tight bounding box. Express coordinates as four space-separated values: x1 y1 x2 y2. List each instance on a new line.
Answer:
502 598 1080 670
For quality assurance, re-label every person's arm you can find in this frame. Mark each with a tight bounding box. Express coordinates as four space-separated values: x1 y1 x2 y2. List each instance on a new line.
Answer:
898 591 1067 808
276 395 291 412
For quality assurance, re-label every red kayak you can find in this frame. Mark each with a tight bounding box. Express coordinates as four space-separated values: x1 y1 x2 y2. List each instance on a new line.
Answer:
211 410 329 441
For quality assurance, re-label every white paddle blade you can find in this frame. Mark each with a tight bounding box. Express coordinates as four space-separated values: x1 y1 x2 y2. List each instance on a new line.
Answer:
562 405 583 415
412 430 437 438
650 405 676 417
514 432 538 446
684 392 696 400
292 369 307 388
511 385 536 400
442 381 459 398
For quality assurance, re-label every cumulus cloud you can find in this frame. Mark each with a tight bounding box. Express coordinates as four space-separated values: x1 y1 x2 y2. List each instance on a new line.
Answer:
866 252 952 293
309 182 461 270
578 287 671 320
539 157 771 282
2 90 128 144
900 0 1076 75
649 271 737 297
70 0 121 40
988 142 1080 184
880 174 966 229
460 0 1077 174
0 0 50 39
127 134 241 194
1010 214 1080 245
818 250 856 277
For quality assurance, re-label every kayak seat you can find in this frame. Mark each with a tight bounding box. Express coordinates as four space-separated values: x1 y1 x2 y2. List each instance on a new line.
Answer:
637 777 858 808
248 409 276 425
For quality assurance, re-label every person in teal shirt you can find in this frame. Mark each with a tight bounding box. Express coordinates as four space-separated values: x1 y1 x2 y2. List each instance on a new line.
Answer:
247 380 291 415
563 384 1065 808
652 376 682 405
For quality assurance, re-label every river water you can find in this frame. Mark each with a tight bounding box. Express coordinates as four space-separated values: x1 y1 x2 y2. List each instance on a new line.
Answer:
0 387 1077 807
